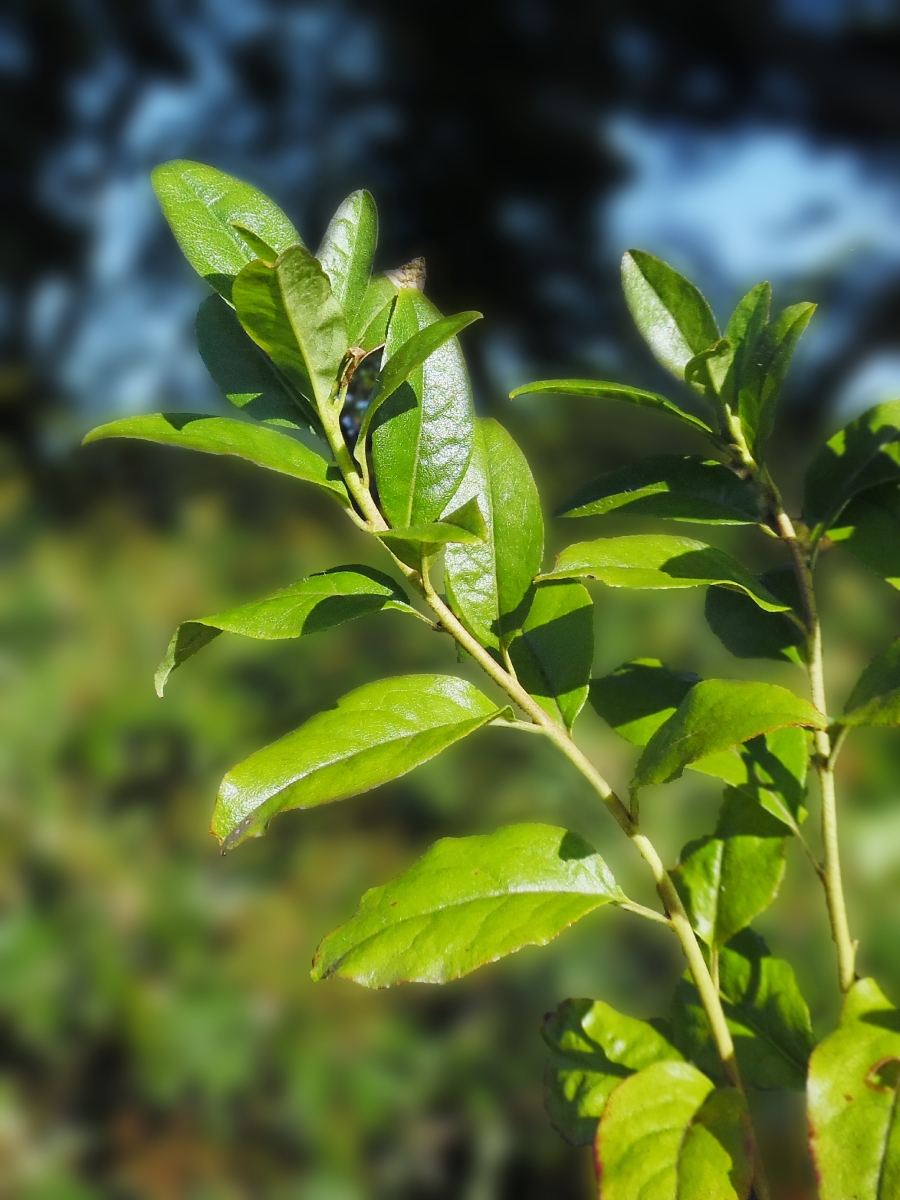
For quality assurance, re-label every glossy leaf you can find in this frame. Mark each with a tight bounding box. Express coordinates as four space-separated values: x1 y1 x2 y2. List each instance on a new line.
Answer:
376 496 488 565
230 221 278 263
842 637 900 726
740 302 815 458
349 272 398 349
195 294 320 433
444 418 545 650
714 281 772 411
633 679 825 788
674 931 815 1091
155 566 423 696
672 790 788 947
808 977 900 1200
828 481 900 588
541 998 682 1146
232 245 348 413
212 675 503 847
316 189 378 332
311 824 625 986
704 563 806 664
803 398 900 542
557 455 761 524
151 160 301 301
370 289 477 529
82 414 347 498
589 659 700 747
594 1060 754 1200
509 378 713 435
539 534 789 613
508 581 593 729
620 249 720 380
690 726 810 834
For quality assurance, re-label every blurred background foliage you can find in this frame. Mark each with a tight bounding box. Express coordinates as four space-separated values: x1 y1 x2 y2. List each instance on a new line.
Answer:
5 1 900 1195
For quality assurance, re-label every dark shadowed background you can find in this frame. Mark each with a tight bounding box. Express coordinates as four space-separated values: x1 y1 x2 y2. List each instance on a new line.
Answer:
5 2 900 1196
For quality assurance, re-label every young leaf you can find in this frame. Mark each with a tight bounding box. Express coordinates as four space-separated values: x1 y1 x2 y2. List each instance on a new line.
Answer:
155 566 424 696
803 398 900 542
213 675 504 847
828 481 900 588
594 1060 754 1200
620 249 720 380
720 281 771 408
316 189 378 332
674 930 815 1091
349 272 398 349
232 245 348 414
704 563 807 664
690 726 810 834
444 418 545 650
841 637 900 726
557 455 761 524
370 289 477 529
541 998 683 1146
507 581 593 730
195 294 320 434
684 338 734 400
376 496 488 565
151 160 301 301
539 534 790 613
672 790 788 948
740 302 816 459
311 824 625 987
589 659 700 747
509 379 714 436
82 414 348 498
230 221 278 263
632 679 825 789
808 977 900 1200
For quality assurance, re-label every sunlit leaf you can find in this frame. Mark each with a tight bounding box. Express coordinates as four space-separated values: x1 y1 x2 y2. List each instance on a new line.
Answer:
316 189 378 333
589 659 700 747
510 378 713 435
349 272 398 350
376 496 488 566
620 249 720 380
841 637 900 726
689 726 810 834
739 302 815 459
508 581 593 729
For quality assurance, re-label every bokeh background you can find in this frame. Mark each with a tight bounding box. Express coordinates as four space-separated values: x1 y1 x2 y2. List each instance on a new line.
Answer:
5 1 900 1196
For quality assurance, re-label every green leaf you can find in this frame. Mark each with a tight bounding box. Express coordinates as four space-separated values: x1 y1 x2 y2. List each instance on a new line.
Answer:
828 481 900 588
349 273 398 350
589 659 700 747
633 679 825 789
212 674 505 848
444 418 545 650
81 414 348 498
195 294 320 434
704 563 807 665
229 221 278 263
672 790 788 947
684 338 734 401
740 302 815 459
541 998 683 1146
673 931 815 1091
721 281 772 409
369 289 477 528
594 1060 754 1200
155 566 423 696
509 378 714 435
508 581 593 730
316 190 378 333
232 245 348 414
151 160 301 301
311 824 625 986
689 726 810 834
620 249 720 380
376 496 488 566
808 977 900 1200
557 455 761 524
539 534 789 613
842 637 900 726
803 399 900 542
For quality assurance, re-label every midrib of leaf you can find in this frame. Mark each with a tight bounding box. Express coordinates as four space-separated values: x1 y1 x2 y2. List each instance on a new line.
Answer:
187 174 250 260
277 262 333 409
725 1000 807 1074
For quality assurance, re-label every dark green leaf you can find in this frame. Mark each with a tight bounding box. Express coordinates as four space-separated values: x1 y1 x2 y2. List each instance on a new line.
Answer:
541 998 682 1145
620 249 720 380
689 726 810 834
444 418 544 650
212 675 505 848
557 455 761 524
595 1060 754 1200
81 414 347 498
740 302 815 459
370 289 477 528
311 824 625 986
509 378 713 435
673 931 815 1091
316 190 378 332
508 581 593 730
828 481 900 588
842 637 900 726
539 534 789 613
808 977 900 1200
803 399 900 542
155 566 423 696
349 273 397 350
633 679 825 789
589 659 700 747
704 563 807 664
232 245 348 414
151 160 301 301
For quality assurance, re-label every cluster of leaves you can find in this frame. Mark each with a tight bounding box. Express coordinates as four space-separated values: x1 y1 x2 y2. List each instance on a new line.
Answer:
85 164 900 1197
